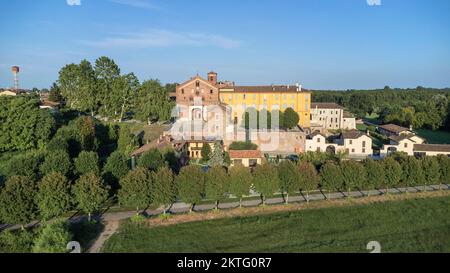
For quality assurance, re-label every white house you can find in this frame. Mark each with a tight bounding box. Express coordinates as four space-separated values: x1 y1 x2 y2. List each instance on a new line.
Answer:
310 103 356 130
305 130 372 158
380 134 425 157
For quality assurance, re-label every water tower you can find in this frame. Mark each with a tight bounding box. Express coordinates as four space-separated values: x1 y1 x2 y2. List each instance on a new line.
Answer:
11 66 20 90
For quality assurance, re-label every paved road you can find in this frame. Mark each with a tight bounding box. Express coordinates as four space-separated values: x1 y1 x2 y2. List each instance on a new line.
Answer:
1 184 448 231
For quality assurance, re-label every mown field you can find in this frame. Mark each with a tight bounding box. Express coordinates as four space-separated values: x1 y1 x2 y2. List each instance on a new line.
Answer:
102 195 450 253
416 129 450 144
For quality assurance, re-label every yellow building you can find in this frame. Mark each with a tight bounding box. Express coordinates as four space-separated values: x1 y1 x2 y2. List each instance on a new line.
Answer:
186 140 215 159
219 85 311 128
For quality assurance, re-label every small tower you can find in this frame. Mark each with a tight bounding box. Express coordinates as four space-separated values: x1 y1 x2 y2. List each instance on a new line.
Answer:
11 66 20 90
207 71 217 85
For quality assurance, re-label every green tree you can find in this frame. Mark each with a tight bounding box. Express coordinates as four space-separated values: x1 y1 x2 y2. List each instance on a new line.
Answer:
401 156 424 188
74 151 100 176
298 151 336 169
151 167 176 214
111 73 139 121
118 167 152 215
421 156 440 190
0 176 38 229
138 148 165 171
1 152 43 181
0 96 56 152
201 143 212 162
224 151 231 167
277 161 299 204
253 164 279 205
298 161 320 202
209 141 224 166
437 155 450 190
175 165 204 212
46 136 69 153
283 107 299 129
102 151 130 188
205 166 229 210
135 79 174 123
32 220 72 253
229 141 258 150
94 56 121 117
319 162 344 199
72 173 110 221
75 116 97 151
383 157 402 193
364 158 385 196
39 150 72 177
36 172 72 220
48 82 63 103
0 230 35 253
228 164 252 208
58 60 97 115
117 125 139 156
341 160 367 197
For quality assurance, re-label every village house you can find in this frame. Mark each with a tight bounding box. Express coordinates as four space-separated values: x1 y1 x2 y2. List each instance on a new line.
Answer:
305 130 372 159
310 102 356 131
228 150 263 167
380 134 425 157
0 89 26 96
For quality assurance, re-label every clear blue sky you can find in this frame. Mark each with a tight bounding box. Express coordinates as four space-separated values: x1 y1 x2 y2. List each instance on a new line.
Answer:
1 0 449 90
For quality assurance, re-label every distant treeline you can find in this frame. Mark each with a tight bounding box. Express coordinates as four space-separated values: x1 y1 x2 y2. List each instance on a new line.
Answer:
312 87 450 131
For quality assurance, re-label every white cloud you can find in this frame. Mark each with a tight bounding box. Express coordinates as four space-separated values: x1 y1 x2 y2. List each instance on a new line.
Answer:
367 0 381 6
81 29 242 49
66 0 81 6
107 0 158 10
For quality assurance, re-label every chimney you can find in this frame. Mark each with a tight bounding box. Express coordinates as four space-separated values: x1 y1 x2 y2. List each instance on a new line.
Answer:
207 71 217 85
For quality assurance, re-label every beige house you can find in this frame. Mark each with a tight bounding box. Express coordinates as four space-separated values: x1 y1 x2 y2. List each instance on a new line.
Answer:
380 134 425 157
343 112 356 130
0 89 19 96
228 150 263 167
310 102 356 130
305 130 373 158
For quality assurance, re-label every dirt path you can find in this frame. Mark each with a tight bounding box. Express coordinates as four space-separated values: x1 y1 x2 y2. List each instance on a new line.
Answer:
88 220 119 253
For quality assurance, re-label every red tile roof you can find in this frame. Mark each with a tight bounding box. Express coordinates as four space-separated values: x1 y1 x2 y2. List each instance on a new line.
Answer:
228 150 262 159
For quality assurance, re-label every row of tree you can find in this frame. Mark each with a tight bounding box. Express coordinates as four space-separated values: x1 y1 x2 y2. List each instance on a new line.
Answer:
2 152 449 227
56 57 175 122
313 87 450 131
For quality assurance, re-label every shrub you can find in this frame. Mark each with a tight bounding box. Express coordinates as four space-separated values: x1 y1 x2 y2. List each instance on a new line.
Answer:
229 141 258 150
32 220 72 253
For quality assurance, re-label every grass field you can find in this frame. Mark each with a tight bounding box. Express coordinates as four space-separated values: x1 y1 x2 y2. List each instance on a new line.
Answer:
416 129 450 144
102 195 450 253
